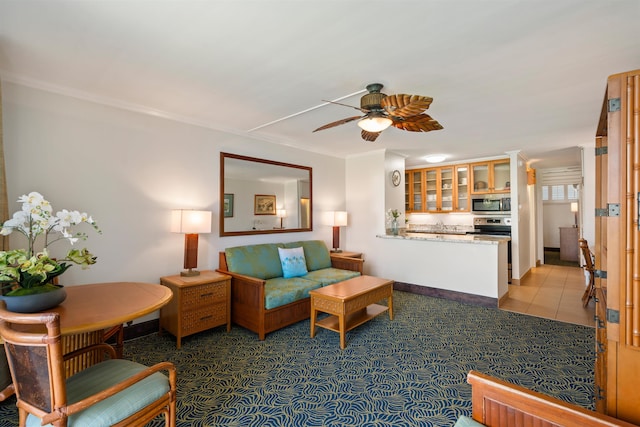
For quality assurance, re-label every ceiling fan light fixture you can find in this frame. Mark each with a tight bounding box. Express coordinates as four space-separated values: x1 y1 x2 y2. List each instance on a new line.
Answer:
357 116 393 133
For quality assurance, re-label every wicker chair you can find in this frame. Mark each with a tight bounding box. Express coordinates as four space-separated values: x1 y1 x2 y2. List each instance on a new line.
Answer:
0 343 14 401
0 301 177 427
579 238 596 307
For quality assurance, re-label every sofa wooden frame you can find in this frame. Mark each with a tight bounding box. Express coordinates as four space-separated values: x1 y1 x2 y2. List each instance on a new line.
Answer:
218 252 363 340
467 370 638 427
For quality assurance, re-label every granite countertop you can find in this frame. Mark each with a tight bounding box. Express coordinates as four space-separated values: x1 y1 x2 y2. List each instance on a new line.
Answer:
377 231 510 244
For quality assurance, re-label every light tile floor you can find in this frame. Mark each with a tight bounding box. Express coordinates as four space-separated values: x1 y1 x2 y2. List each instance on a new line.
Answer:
500 263 595 327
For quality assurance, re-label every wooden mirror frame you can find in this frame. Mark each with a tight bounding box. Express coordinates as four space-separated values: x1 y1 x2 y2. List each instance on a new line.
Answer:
220 152 313 236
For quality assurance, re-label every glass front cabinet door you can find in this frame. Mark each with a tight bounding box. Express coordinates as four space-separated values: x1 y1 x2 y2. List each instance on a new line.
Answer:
455 165 470 211
406 170 424 212
471 159 510 194
425 169 438 212
406 165 471 213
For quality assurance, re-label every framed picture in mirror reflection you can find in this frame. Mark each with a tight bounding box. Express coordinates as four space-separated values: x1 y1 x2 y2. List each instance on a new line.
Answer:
223 193 234 217
254 195 276 215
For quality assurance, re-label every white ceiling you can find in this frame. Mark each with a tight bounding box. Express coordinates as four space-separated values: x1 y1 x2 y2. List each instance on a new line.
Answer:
1 1 638 169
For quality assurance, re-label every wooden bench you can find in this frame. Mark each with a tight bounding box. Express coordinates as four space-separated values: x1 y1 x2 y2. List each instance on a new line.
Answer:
467 370 638 426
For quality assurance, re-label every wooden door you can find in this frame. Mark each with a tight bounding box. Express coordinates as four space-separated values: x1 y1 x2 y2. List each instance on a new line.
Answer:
600 69 640 424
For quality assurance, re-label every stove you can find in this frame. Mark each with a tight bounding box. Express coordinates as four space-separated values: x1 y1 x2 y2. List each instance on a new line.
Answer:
472 216 512 236
469 217 512 283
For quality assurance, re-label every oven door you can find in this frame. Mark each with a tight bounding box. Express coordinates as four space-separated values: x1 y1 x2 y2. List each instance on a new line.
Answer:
472 198 502 212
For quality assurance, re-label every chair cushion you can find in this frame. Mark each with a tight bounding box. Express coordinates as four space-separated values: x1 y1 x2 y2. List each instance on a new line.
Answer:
26 359 169 427
278 247 308 278
264 276 321 310
283 240 331 271
454 416 486 427
302 268 361 286
225 243 284 279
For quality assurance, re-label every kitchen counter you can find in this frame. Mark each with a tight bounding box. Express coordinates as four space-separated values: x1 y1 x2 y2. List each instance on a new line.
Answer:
379 231 510 244
373 230 510 301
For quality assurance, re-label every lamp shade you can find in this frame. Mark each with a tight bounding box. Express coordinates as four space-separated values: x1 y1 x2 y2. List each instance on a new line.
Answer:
171 210 212 234
570 202 579 213
357 115 393 133
328 211 348 227
276 209 287 218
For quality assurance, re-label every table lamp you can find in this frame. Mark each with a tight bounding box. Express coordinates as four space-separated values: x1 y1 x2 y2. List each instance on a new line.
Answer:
276 209 287 229
328 211 348 253
570 202 579 227
171 209 212 276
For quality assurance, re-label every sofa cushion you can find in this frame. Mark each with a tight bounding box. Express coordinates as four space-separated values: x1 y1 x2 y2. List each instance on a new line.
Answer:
225 243 284 280
278 247 308 278
302 267 361 286
283 240 331 271
264 277 322 310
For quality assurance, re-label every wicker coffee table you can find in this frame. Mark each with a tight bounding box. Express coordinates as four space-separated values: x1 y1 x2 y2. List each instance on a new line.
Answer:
310 275 394 349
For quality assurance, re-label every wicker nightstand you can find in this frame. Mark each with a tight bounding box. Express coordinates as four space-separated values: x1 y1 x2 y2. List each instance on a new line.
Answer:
159 270 231 349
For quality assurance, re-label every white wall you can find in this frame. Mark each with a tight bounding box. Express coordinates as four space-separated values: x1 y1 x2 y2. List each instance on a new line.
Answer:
2 82 346 315
542 203 576 247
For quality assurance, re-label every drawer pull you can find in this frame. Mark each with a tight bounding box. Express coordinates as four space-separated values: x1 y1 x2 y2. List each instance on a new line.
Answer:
201 292 214 297
200 315 213 321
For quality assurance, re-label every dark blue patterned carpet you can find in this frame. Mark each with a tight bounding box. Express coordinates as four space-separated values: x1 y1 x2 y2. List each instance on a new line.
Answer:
0 291 594 427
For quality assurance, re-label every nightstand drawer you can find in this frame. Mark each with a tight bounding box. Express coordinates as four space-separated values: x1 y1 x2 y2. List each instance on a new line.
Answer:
181 304 227 335
182 281 228 310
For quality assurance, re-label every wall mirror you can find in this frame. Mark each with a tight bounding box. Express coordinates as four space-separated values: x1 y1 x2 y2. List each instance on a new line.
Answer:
220 152 312 236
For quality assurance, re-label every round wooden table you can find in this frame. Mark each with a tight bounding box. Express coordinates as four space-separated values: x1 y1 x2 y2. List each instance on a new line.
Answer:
50 282 172 375
51 282 173 334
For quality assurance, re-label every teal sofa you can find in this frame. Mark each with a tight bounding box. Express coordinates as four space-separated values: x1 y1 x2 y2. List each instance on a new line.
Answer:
217 240 363 340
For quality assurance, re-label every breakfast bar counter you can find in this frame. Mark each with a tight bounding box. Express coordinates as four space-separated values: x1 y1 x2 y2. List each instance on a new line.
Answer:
375 231 510 302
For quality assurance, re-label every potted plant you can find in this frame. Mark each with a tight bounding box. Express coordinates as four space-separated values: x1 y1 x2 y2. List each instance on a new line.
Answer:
386 208 401 235
0 192 100 312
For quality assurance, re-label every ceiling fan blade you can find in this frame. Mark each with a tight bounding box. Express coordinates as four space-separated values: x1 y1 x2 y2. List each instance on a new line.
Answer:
391 114 443 132
361 129 381 142
313 115 362 132
381 94 433 118
322 100 369 113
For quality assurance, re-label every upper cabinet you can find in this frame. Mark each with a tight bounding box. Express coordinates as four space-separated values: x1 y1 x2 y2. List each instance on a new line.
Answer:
405 170 424 212
407 165 469 213
470 159 511 194
455 165 470 211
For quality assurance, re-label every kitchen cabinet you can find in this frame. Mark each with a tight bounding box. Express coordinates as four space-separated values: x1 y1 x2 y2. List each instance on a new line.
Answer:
405 170 424 212
470 159 510 194
407 164 470 213
455 165 470 211
425 167 449 212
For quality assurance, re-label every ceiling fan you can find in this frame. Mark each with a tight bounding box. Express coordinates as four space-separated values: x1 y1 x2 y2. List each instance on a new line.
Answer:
313 83 443 142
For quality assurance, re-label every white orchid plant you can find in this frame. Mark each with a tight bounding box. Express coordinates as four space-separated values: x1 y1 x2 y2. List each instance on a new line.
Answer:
0 192 100 295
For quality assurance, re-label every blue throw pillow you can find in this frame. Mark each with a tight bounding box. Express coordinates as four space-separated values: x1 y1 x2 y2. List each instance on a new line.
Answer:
278 247 308 278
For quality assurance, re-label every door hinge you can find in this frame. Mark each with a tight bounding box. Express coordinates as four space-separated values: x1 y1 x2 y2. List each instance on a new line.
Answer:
607 308 620 324
608 98 621 112
594 269 607 278
595 146 608 156
595 204 620 217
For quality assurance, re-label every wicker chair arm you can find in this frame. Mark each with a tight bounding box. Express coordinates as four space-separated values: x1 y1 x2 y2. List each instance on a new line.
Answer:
60 361 177 420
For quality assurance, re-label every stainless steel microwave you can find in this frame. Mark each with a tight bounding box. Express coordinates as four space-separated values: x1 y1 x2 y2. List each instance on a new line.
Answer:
472 197 511 212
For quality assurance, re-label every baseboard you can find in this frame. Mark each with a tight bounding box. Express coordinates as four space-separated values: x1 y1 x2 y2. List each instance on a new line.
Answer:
498 292 510 307
393 281 498 308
